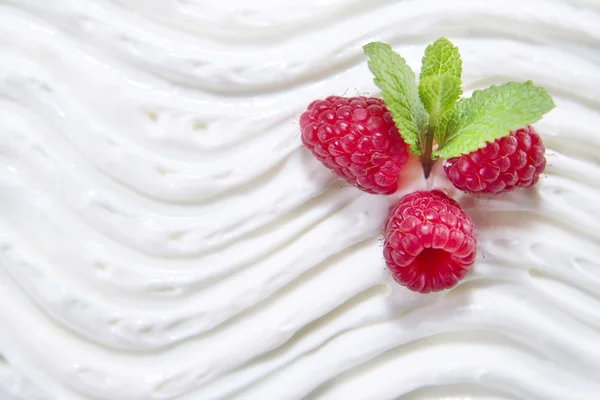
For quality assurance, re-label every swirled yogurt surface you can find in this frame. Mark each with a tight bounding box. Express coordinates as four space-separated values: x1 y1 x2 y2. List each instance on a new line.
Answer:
1 0 600 399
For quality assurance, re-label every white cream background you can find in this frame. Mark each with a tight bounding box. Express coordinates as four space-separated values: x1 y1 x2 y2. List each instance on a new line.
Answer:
1 0 600 399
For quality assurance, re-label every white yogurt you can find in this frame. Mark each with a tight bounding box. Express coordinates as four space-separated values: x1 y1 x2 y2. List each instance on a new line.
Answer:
0 0 599 399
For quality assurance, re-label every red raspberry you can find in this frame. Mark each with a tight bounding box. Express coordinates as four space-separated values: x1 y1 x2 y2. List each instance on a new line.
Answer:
443 126 546 194
383 190 477 293
299 96 410 195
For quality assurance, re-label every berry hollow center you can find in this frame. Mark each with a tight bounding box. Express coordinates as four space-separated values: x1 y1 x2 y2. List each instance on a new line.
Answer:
415 248 452 272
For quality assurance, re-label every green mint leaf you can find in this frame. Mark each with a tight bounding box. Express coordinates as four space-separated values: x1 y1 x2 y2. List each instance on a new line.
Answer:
433 105 459 152
434 81 555 159
420 37 462 81
419 75 461 128
364 42 428 155
419 38 462 128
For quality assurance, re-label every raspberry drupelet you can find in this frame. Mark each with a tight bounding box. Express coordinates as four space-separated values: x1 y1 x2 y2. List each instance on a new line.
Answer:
383 190 477 293
299 96 411 195
444 126 546 194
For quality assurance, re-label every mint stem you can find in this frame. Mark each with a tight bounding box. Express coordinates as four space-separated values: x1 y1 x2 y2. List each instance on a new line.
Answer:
422 126 435 178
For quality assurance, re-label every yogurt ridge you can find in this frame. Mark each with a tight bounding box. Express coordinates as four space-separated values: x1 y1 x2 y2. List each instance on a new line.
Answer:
1 0 600 399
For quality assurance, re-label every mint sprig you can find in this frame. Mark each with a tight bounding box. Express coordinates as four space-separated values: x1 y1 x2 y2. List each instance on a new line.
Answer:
363 42 428 155
363 38 555 177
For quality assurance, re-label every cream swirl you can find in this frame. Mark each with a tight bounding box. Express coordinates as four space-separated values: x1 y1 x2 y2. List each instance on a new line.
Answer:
1 0 600 399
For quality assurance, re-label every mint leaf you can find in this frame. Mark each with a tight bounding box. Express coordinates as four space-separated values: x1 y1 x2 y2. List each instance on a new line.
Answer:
420 37 462 81
434 81 555 159
433 106 459 152
419 75 461 127
419 38 462 128
364 42 428 155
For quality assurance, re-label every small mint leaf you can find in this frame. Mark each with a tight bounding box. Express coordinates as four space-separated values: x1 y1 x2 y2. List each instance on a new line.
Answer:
420 37 462 81
364 42 428 155
433 105 459 153
419 38 462 148
419 75 461 128
434 81 555 159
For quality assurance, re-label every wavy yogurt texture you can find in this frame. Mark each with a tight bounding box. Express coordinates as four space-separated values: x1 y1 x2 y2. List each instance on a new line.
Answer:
1 0 600 399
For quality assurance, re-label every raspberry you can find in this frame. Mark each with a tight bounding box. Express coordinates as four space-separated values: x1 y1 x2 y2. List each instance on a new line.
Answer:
443 126 546 194
299 96 410 195
383 190 477 293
